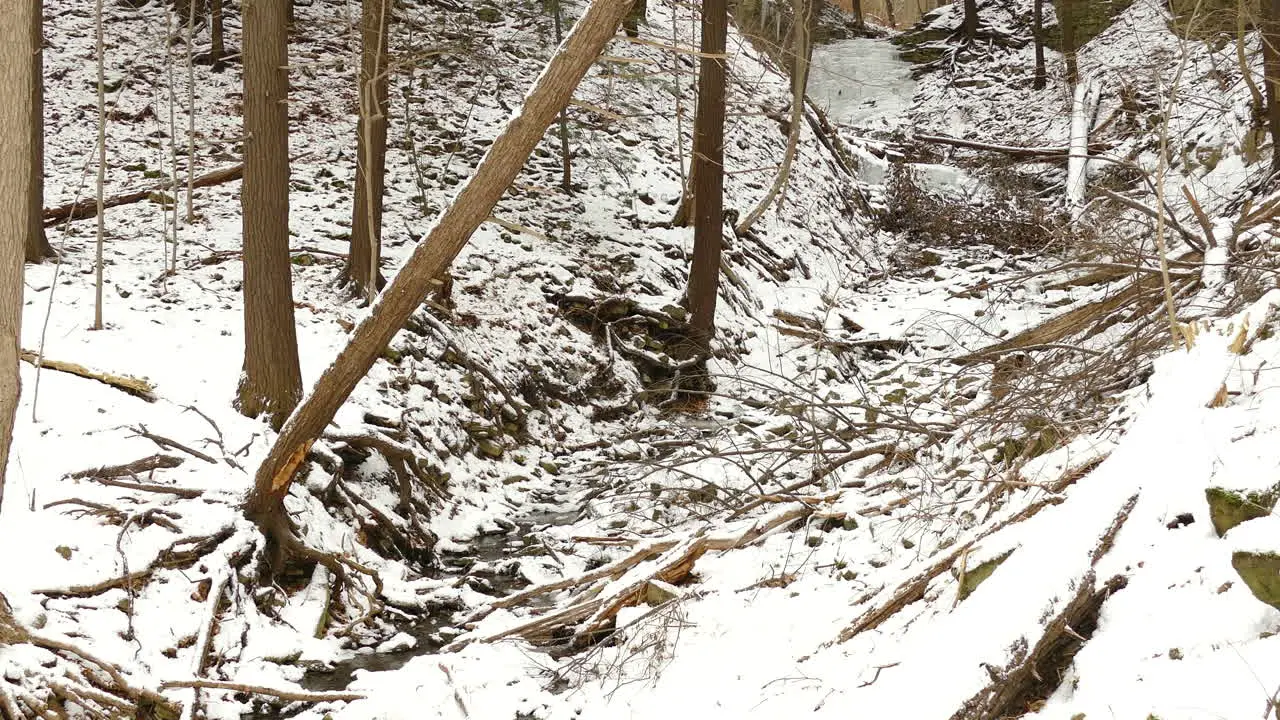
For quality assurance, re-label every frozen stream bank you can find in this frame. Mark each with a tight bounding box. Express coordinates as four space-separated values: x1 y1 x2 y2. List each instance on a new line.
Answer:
807 37 916 128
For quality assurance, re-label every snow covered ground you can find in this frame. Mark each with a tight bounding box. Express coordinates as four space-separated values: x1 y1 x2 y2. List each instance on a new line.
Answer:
4 0 1280 716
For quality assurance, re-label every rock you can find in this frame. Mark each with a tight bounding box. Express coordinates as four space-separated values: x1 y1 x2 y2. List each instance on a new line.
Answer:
477 439 505 459
538 460 560 474
1205 485 1279 537
1231 551 1280 610
474 5 502 23
956 550 1014 603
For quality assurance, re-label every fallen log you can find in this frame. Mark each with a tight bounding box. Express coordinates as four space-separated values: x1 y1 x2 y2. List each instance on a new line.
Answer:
42 163 243 226
20 350 157 401
914 133 1114 158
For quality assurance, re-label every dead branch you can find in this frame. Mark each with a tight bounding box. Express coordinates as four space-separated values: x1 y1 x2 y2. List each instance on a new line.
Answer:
20 350 156 401
69 453 184 480
915 133 1114 158
75 474 203 499
159 679 365 703
43 163 243 225
131 425 218 464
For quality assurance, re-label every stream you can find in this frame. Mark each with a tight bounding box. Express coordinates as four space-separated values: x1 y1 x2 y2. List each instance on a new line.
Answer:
807 37 916 128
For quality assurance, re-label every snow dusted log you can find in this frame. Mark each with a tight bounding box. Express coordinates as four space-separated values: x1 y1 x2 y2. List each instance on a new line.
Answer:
913 133 1113 158
245 0 639 553
42 163 243 226
1065 78 1091 219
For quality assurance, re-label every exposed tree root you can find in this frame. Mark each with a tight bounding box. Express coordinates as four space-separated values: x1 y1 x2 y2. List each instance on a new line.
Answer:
947 573 1128 720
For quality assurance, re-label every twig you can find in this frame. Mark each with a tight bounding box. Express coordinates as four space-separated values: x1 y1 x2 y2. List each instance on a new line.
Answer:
132 425 218 464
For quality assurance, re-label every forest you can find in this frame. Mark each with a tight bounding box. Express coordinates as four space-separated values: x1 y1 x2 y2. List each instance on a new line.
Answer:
2 0 1280 715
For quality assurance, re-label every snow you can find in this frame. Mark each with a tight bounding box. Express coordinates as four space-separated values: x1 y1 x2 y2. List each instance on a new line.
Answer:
4 0 1280 716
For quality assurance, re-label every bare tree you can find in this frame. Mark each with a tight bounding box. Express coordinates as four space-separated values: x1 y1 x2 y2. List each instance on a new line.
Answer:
26 0 54 264
736 0 811 235
343 0 391 302
210 0 226 68
93 0 106 330
0 0 33 511
685 0 727 351
237 0 302 428
1263 0 1280 171
1033 0 1046 89
962 0 978 42
1060 0 1079 86
244 0 638 556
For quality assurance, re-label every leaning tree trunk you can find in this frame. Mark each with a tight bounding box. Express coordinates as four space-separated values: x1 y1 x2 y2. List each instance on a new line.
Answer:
1032 0 1046 89
236 0 303 429
0 0 33 513
343 0 391 302
1264 0 1280 172
245 0 637 550
25 0 53 264
685 0 727 353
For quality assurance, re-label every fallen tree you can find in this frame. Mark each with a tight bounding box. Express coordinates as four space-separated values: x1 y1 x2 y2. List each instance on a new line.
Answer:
243 0 641 569
42 164 243 226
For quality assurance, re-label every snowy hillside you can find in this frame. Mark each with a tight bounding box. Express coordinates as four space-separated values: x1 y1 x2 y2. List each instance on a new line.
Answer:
3 0 1280 716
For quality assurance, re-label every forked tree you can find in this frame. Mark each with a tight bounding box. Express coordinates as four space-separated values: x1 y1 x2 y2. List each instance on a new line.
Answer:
685 0 727 352
237 0 303 428
243 0 639 561
343 0 391 301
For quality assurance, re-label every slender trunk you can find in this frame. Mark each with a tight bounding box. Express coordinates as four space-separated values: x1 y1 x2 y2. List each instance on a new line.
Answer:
245 0 636 541
0 0 33 511
210 0 225 68
1264 0 1280 171
685 0 727 351
344 0 390 301
186 0 197 223
553 0 572 193
237 0 302 428
623 0 646 36
736 0 810 234
26 0 54 263
93 0 106 330
1060 0 1079 86
962 0 978 41
1033 0 1046 89
850 0 864 27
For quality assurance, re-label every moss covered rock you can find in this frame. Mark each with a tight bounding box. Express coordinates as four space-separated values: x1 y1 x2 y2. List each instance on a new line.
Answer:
1231 551 1280 610
1205 485 1279 537
956 549 1014 603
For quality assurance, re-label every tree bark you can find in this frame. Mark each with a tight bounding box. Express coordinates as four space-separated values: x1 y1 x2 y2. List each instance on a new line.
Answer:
237 0 302 429
244 0 636 543
1032 0 1046 89
1264 0 1280 172
685 0 727 352
962 0 979 42
1060 0 1079 86
0 0 33 513
210 0 225 68
343 0 390 301
26 0 53 263
850 0 864 27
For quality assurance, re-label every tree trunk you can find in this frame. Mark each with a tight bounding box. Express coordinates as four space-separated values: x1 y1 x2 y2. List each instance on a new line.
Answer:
26 0 53 263
735 0 810 235
1060 0 1079 86
1032 0 1046 89
237 0 302 429
962 0 979 41
244 0 636 545
0 0 33 513
343 0 390 301
850 0 864 27
1264 0 1280 172
685 0 727 352
210 0 225 68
